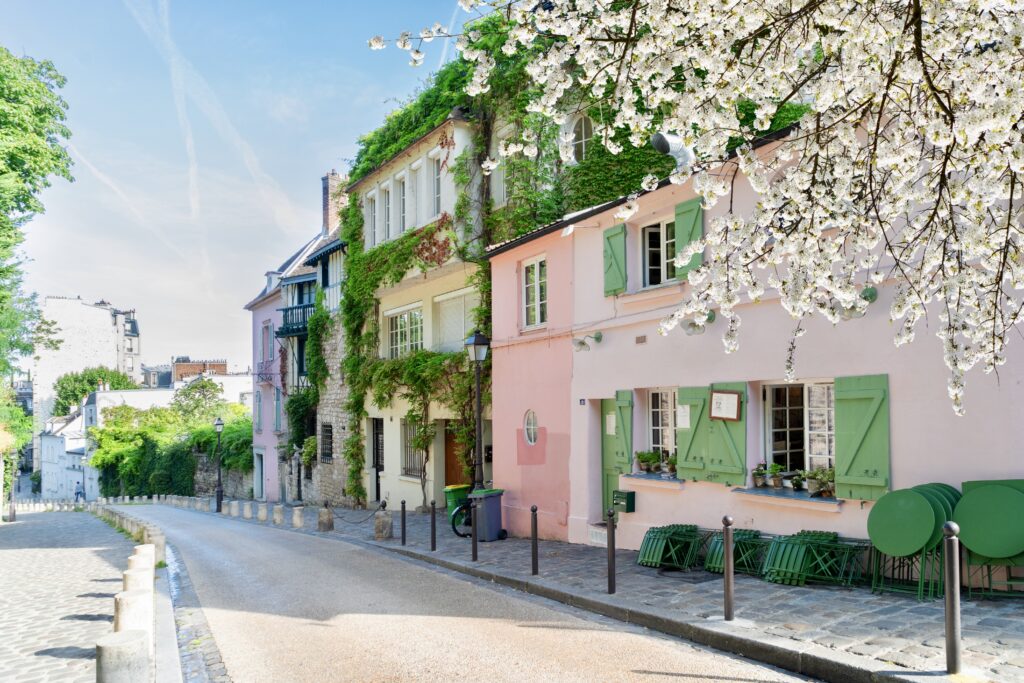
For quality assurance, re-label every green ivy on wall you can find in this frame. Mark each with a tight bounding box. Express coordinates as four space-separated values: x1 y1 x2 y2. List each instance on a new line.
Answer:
305 288 332 394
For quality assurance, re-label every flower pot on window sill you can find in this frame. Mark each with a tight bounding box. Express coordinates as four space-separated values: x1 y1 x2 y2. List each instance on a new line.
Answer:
752 475 767 488
771 475 784 489
807 479 822 496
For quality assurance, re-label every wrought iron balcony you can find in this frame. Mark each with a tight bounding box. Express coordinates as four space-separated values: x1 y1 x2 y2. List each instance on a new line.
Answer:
276 303 314 337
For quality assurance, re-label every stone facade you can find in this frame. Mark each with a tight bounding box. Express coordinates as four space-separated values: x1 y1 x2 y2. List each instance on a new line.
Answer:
194 451 253 500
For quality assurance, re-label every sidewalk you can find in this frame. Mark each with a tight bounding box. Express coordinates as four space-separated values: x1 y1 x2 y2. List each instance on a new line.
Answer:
180 500 1024 682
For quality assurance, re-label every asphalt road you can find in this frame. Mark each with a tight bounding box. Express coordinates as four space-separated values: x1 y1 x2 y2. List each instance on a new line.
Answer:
126 505 813 683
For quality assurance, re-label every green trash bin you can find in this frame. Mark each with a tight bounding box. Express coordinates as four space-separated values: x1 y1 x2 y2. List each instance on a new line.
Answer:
468 488 506 542
444 484 471 523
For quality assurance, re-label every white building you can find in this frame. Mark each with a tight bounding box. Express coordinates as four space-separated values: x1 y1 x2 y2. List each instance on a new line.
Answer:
32 297 142 469
39 412 97 501
82 388 176 433
174 373 254 409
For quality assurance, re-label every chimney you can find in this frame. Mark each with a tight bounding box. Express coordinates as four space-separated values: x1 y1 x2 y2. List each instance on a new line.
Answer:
321 169 348 236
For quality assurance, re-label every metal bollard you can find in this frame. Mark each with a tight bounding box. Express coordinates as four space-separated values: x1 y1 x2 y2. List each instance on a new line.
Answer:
471 502 479 562
531 505 539 576
401 500 406 546
723 515 735 621
607 508 616 594
944 522 962 674
430 500 436 552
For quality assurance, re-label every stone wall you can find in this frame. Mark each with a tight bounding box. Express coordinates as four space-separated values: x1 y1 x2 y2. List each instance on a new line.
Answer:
310 318 354 506
194 450 253 499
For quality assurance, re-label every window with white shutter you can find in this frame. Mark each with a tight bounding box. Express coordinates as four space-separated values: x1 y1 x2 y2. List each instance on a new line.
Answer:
436 291 480 352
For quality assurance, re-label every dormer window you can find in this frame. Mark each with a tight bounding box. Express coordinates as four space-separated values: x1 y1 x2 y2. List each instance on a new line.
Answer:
572 116 594 163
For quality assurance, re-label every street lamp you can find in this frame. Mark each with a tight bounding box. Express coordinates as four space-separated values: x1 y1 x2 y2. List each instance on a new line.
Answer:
464 330 490 491
213 417 224 513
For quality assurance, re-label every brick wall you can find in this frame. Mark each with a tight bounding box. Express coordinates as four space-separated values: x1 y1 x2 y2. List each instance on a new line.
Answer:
173 361 228 382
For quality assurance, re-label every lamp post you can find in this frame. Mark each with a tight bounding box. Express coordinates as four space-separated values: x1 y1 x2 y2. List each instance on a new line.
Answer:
213 417 224 513
464 330 490 491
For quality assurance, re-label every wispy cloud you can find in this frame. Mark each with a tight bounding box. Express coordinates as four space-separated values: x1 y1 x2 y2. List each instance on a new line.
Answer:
122 0 306 237
157 0 199 219
66 141 192 265
438 1 462 69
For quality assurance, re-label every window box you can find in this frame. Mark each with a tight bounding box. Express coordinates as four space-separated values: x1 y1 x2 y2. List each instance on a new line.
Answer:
732 486 843 512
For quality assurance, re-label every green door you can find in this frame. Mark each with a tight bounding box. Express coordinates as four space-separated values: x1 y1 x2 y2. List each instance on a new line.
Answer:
600 391 633 513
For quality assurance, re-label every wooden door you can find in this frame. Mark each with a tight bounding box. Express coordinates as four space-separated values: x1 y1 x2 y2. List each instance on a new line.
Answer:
601 394 632 514
444 424 470 487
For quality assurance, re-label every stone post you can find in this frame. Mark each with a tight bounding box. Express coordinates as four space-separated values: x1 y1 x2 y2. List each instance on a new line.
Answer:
122 568 150 592
221 500 231 515
242 501 253 519
292 506 304 529
374 509 394 540
256 503 268 522
113 589 153 657
127 555 154 589
318 506 334 532
133 544 156 565
272 504 284 525
96 630 149 683
229 500 240 517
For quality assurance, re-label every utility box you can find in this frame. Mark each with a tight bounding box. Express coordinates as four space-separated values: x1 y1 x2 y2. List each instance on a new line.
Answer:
612 489 635 513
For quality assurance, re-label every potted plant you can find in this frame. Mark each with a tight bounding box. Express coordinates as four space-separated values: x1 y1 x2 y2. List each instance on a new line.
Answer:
636 451 659 473
768 462 785 488
807 467 835 497
666 455 677 474
791 470 806 492
751 462 767 487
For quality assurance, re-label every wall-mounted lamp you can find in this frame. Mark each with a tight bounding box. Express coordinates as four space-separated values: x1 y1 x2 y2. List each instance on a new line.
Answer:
572 331 603 351
651 132 695 172
561 222 599 238
683 311 716 336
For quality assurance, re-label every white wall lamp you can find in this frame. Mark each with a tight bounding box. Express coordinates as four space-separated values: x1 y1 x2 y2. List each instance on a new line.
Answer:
684 311 716 336
840 287 879 320
651 132 695 172
572 331 603 351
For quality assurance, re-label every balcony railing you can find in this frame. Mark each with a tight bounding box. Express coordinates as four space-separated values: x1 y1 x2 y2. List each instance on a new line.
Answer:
324 283 342 312
276 303 314 337
256 359 276 384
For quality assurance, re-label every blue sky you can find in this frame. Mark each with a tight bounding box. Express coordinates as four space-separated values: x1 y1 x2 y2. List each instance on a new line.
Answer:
3 0 466 370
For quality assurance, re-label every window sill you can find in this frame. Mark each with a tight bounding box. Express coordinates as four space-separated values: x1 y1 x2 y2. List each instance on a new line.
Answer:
622 472 685 488
519 324 549 335
732 486 843 512
618 281 685 304
399 474 423 482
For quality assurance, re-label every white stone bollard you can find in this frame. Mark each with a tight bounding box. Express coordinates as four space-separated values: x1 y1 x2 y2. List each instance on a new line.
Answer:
114 589 153 658
96 629 150 683
133 544 155 564
292 506 305 529
127 554 154 589
150 533 166 565
221 500 231 515
242 501 252 519
272 504 284 525
229 500 240 517
257 503 268 522
122 568 150 592
318 507 334 532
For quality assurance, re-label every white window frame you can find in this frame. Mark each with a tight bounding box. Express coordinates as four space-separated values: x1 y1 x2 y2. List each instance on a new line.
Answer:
396 176 407 233
366 196 377 246
382 187 391 240
261 322 274 361
434 287 480 353
641 220 677 288
524 410 538 445
432 157 443 218
572 115 594 163
385 305 424 359
762 379 835 473
648 389 676 464
521 255 548 330
273 387 282 432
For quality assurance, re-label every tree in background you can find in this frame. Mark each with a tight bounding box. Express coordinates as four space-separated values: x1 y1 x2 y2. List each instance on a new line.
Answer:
52 366 137 416
171 377 226 426
0 385 31 501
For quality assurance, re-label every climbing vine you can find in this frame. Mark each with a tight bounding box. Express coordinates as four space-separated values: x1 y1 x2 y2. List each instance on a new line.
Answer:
305 287 331 393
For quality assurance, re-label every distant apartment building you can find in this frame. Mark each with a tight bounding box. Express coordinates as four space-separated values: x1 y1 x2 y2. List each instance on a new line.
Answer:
31 297 142 469
141 364 172 388
171 357 228 383
39 412 95 501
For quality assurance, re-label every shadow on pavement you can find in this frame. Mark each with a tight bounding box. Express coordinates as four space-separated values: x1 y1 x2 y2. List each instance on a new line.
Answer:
34 646 94 659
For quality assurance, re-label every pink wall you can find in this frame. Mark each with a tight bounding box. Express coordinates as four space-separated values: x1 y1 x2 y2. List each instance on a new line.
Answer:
490 230 574 540
250 292 282 503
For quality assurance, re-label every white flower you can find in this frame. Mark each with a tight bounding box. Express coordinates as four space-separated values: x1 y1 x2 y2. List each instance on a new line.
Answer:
481 158 499 176
614 197 639 221
641 174 659 192
368 36 386 50
409 50 425 67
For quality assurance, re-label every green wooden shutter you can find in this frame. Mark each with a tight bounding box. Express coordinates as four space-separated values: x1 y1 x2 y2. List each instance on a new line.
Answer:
706 382 747 485
834 374 890 501
603 224 627 296
614 390 633 469
673 198 703 279
675 387 709 481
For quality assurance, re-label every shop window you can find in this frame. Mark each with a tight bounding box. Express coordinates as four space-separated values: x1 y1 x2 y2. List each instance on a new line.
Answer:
642 220 677 287
524 410 538 445
764 382 834 471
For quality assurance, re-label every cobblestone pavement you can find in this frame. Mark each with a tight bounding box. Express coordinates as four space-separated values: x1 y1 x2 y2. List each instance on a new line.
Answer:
165 543 230 683
0 511 135 683
186 499 1024 682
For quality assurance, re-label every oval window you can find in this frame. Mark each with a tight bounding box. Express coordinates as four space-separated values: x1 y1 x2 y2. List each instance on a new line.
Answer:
524 410 539 445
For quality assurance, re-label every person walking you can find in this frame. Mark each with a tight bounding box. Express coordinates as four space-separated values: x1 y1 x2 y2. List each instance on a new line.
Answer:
74 481 84 503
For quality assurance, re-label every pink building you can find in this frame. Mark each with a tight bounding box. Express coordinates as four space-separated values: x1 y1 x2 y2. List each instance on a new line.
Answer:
488 160 1024 550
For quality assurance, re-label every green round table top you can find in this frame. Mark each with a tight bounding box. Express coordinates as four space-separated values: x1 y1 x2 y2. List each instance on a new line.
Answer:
868 489 936 557
917 484 957 515
913 487 949 549
954 485 1024 559
930 483 962 503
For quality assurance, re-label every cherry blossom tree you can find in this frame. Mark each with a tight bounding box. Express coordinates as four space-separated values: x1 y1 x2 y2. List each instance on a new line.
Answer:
373 1 1024 414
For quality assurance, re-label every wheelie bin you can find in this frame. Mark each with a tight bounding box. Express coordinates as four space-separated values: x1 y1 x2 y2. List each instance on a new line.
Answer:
468 488 507 541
